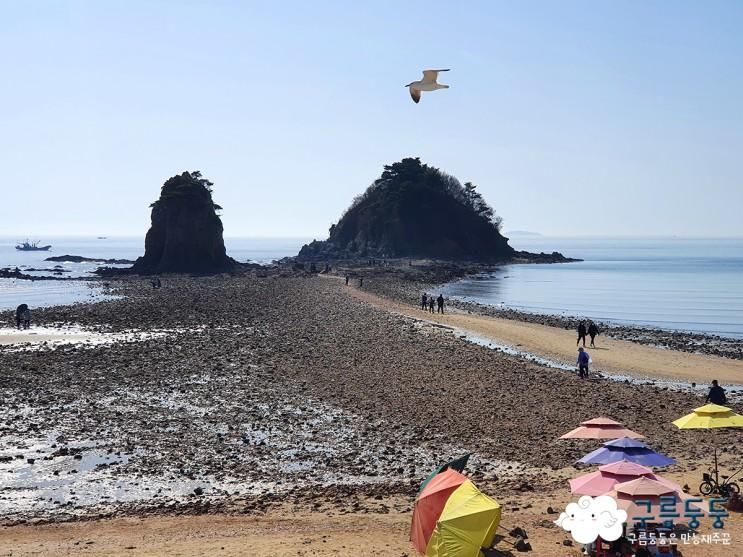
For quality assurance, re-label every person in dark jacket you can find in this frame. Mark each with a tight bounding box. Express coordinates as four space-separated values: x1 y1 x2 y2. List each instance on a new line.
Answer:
706 380 727 405
577 321 587 347
15 304 28 330
437 294 445 314
588 321 600 348
428 296 435 313
421 293 428 310
577 347 590 378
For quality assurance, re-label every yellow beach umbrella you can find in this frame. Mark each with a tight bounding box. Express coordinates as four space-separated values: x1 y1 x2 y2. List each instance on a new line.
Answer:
673 403 743 493
672 403 743 429
425 480 502 557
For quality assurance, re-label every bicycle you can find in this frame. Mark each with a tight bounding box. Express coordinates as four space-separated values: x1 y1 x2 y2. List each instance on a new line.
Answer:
699 471 740 497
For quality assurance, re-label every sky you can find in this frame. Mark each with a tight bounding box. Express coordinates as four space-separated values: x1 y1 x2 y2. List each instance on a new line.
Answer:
2 1 742 239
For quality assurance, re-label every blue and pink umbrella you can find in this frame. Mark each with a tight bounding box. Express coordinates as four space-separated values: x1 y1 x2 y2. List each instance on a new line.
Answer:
578 437 676 467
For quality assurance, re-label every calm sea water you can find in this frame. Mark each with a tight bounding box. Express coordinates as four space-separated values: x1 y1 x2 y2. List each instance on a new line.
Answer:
442 237 743 339
0 236 310 311
3 236 743 339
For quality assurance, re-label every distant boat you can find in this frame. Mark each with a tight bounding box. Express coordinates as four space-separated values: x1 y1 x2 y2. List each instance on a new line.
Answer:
97 236 107 240
15 239 52 251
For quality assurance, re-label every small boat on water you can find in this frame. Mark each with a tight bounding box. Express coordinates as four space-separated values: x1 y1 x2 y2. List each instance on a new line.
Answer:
15 239 52 251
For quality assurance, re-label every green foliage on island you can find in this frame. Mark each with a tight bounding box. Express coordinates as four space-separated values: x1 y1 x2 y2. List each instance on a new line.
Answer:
299 158 514 260
151 171 223 211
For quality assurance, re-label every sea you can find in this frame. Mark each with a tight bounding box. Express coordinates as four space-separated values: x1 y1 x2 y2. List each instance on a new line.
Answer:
2 235 742 340
443 236 743 340
0 236 310 311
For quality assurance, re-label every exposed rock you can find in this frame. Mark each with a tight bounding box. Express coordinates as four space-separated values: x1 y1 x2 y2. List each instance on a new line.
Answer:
131 171 236 274
46 255 134 264
0 268 70 281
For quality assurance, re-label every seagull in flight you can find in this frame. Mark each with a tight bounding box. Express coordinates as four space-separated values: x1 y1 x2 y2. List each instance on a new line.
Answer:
405 69 450 103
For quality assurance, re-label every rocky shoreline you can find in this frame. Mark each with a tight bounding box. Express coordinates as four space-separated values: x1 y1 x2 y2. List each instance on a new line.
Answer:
1 271 740 525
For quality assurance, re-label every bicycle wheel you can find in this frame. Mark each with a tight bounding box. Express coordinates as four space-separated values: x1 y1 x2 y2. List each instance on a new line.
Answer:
725 482 740 495
700 481 714 496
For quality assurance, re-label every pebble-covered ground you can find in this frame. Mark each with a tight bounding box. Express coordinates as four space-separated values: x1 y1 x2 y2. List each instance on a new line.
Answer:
1 270 740 524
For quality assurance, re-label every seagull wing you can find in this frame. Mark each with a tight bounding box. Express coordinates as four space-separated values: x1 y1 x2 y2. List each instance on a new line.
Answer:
422 69 450 83
409 87 421 103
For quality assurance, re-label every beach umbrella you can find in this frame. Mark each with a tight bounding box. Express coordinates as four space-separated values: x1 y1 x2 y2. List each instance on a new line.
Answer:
673 403 743 485
615 477 676 497
606 477 705 522
569 461 682 496
607 491 702 521
560 417 644 440
418 453 472 494
410 469 501 556
673 403 743 429
578 437 676 467
411 469 469 553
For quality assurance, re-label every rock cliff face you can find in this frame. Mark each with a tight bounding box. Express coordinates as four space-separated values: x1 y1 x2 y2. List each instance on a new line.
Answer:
131 171 235 274
298 158 515 261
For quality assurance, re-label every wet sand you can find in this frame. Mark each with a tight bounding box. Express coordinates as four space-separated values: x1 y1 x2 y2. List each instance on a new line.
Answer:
346 282 743 385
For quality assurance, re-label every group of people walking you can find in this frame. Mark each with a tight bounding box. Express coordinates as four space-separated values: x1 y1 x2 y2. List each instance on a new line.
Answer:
577 320 600 348
421 293 445 314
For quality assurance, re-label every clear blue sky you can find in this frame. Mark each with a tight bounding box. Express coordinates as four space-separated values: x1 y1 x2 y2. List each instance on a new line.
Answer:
2 1 742 238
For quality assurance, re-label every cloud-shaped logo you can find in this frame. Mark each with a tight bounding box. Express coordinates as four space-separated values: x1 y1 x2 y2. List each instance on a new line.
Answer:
554 495 628 544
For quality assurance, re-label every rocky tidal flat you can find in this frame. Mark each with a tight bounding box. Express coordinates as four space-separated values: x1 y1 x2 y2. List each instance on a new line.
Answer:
1 272 740 524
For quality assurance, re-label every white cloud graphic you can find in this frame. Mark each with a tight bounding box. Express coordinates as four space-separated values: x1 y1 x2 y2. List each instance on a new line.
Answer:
554 495 628 544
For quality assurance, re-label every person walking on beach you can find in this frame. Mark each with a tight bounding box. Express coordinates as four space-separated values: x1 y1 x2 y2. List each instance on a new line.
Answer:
359 277 363 288
577 321 587 347
428 296 435 313
588 321 600 348
345 275 349 286
577 347 590 378
437 294 445 314
421 293 428 310
706 380 727 405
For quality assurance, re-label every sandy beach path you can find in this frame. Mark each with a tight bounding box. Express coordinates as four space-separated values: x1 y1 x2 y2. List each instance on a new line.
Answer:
343 281 743 385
